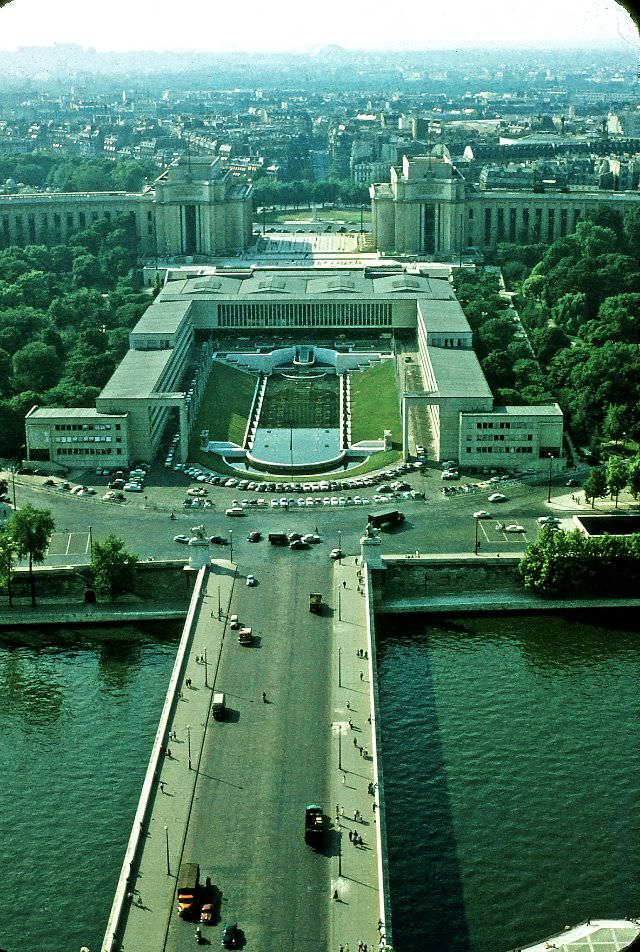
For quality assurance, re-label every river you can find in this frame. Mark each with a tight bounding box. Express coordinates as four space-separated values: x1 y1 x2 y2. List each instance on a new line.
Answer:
377 610 640 952
0 625 179 952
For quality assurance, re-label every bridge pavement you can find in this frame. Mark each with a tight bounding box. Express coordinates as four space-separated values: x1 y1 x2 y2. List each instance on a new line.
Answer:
108 549 387 952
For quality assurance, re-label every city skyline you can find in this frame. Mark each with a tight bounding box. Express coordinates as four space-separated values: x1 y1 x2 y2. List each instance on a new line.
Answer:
0 0 637 53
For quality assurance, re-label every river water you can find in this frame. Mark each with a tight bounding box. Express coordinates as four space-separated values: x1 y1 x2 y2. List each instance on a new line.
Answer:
3 613 639 952
377 610 640 952
0 625 179 952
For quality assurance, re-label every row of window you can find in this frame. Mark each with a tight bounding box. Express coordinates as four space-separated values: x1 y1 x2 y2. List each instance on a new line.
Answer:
472 433 534 443
56 447 123 456
54 423 121 431
466 445 534 454
217 302 393 329
474 421 531 430
56 435 121 444
1 209 144 244
480 205 582 244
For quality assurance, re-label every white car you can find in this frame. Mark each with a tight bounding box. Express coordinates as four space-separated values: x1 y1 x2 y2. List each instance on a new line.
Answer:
504 524 525 533
488 492 507 503
246 574 256 587
473 510 492 519
329 548 343 560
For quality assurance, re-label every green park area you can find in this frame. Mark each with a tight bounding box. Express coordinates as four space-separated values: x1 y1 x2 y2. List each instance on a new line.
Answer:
189 362 257 466
349 360 401 446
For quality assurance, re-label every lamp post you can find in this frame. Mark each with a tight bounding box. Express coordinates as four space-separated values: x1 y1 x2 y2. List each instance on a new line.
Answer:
217 584 221 619
88 525 93 561
474 516 479 556
229 529 233 562
187 724 192 771
338 529 342 564
164 825 170 876
547 453 553 504
203 648 208 688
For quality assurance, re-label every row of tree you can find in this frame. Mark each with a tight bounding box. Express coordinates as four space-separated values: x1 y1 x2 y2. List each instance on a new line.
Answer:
0 502 138 606
252 177 370 210
519 526 640 597
452 269 553 406
496 207 640 448
583 454 640 508
0 154 157 194
0 216 152 457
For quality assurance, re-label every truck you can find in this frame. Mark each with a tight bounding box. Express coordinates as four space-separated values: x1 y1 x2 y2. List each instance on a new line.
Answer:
212 692 226 720
304 804 324 846
177 862 200 918
309 593 322 614
268 532 289 546
367 508 405 530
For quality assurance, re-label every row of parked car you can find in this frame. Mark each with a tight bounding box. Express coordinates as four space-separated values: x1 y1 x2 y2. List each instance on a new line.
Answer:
175 460 424 494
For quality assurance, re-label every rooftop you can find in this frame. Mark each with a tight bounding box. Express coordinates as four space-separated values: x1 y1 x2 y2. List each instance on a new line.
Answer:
98 349 174 401
26 406 128 420
130 300 193 338
426 346 492 399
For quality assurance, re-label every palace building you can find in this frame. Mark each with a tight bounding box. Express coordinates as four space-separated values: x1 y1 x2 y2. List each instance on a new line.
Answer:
0 156 253 258
370 153 640 258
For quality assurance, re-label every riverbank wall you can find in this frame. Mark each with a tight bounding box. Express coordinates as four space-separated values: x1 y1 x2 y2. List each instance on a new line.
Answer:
0 560 192 629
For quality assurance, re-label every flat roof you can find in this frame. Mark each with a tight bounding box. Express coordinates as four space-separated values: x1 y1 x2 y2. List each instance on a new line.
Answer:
427 346 492 399
491 404 563 416
160 268 449 303
418 298 471 332
26 407 128 420
130 300 192 337
98 349 174 400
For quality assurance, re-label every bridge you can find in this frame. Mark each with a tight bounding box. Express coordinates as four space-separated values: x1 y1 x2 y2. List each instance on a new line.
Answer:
101 540 393 952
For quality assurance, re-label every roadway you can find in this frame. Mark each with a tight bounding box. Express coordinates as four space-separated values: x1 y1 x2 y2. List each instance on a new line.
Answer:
2 466 587 572
164 556 334 952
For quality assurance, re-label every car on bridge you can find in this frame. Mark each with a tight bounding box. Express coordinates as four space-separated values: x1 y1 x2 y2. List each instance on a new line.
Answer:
222 922 242 948
174 534 190 544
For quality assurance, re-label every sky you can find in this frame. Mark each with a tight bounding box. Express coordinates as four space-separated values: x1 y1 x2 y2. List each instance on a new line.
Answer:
0 0 637 52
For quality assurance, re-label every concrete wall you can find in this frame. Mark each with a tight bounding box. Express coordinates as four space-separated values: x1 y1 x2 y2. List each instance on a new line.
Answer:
373 557 521 605
4 561 191 605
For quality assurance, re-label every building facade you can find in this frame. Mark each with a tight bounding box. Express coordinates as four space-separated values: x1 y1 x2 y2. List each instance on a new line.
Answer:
0 156 253 258
371 153 640 257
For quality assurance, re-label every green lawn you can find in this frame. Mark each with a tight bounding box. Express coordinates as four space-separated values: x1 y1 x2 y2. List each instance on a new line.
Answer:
349 360 401 446
186 448 402 482
189 362 257 454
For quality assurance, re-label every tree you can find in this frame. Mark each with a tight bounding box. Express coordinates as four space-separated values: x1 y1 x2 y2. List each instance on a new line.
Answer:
628 457 640 500
606 456 629 508
0 529 17 606
12 341 62 393
583 467 607 509
91 534 138 601
7 505 55 607
603 404 629 445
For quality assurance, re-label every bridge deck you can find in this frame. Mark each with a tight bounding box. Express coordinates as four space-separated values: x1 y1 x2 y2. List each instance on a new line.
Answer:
106 555 386 952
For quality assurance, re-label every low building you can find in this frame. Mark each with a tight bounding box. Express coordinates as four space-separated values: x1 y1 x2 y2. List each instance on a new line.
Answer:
25 266 563 472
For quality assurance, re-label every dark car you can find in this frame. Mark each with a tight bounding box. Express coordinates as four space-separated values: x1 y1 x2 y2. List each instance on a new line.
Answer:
247 530 262 542
210 535 229 545
289 539 309 550
222 922 242 948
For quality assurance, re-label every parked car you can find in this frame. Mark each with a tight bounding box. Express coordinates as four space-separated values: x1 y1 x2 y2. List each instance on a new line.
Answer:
473 510 491 519
329 548 343 560
209 535 228 545
222 922 242 949
538 516 561 526
488 492 507 503
173 534 190 544
246 575 256 586
505 524 525 533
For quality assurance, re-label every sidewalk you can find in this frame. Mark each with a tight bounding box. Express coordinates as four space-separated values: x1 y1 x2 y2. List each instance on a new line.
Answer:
330 557 389 952
103 561 237 952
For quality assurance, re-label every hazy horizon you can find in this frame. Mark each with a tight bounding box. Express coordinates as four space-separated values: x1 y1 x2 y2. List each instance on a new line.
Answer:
0 0 637 54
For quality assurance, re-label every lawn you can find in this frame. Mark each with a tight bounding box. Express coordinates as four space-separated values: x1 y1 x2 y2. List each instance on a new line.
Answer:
349 360 401 446
189 361 257 453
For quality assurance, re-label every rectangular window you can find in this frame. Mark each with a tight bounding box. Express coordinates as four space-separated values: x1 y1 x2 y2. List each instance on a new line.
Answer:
484 208 492 244
547 208 555 243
